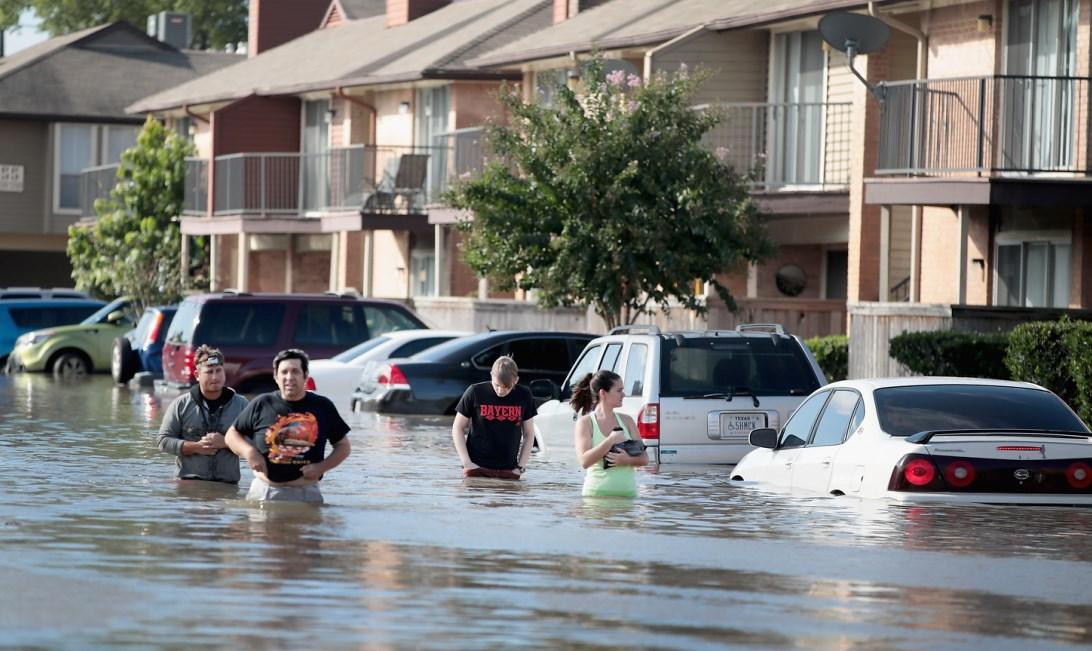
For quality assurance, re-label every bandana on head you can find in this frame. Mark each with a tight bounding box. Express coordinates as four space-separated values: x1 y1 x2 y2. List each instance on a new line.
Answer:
200 355 222 368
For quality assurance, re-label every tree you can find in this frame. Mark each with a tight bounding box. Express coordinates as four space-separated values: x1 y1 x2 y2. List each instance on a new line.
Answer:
446 58 772 330
3 0 246 49
67 116 208 308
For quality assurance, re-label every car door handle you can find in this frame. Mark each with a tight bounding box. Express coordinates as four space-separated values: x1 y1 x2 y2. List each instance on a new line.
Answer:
572 413 577 422
783 461 793 468
821 459 832 466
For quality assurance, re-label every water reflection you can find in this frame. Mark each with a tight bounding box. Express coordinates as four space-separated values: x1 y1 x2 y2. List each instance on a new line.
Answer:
2 375 1092 648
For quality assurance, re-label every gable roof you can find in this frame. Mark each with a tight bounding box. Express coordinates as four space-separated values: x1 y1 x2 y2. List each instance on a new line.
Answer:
337 0 387 20
129 0 551 114
469 0 876 67
0 22 241 121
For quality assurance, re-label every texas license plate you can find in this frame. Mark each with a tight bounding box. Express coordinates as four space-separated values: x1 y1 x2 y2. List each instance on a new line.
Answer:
710 413 766 440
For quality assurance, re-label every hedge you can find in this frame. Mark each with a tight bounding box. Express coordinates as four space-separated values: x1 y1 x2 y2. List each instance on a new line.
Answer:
1006 318 1091 423
805 335 848 382
888 330 1010 379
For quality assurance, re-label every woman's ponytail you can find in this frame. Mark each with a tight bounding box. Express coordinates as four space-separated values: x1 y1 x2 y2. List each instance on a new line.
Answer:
569 373 594 415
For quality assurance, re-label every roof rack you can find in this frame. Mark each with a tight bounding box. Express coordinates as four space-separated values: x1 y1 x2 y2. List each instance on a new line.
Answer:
608 324 662 336
735 323 786 335
221 288 251 296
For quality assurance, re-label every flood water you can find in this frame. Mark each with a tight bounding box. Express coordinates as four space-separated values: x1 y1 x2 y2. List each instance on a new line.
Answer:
1 374 1091 649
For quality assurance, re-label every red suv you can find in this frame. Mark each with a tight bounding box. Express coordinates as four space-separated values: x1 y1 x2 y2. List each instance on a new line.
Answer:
162 292 427 393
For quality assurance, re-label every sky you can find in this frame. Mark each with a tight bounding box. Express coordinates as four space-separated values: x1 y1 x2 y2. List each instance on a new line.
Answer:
3 9 47 56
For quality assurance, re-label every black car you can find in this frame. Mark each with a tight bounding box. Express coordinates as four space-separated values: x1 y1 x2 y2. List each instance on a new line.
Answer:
350 330 596 415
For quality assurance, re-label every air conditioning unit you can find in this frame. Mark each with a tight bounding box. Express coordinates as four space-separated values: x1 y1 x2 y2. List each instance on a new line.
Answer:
147 11 191 50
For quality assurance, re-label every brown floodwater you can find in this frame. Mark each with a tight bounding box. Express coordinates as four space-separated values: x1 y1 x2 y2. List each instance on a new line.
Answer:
1 374 1091 649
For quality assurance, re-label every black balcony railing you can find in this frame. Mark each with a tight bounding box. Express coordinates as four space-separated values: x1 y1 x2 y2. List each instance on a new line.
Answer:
78 163 121 218
877 74 1091 176
183 158 208 215
430 127 488 199
698 102 853 190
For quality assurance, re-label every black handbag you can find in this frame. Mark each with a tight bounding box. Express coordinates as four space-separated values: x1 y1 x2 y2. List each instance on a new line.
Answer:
603 426 647 469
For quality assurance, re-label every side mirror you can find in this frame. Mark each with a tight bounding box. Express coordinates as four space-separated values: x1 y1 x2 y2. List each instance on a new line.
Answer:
749 427 779 449
529 378 560 401
106 310 126 324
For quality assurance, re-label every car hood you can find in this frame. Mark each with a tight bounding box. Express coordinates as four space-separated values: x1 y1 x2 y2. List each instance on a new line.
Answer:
20 322 113 339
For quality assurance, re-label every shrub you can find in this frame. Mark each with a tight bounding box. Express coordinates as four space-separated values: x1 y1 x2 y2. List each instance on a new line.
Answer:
889 330 1010 378
1006 318 1085 419
1063 323 1092 426
805 335 848 382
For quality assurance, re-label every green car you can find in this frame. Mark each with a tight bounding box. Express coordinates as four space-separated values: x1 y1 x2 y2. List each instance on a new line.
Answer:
10 297 138 377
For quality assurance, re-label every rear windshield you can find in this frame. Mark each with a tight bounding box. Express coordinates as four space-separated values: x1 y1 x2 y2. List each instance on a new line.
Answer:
660 336 820 397
196 302 285 347
874 385 1089 437
164 299 201 345
332 336 390 363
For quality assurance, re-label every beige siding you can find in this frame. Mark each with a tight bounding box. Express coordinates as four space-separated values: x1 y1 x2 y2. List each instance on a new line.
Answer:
650 29 769 105
375 89 415 147
825 50 854 187
0 120 50 234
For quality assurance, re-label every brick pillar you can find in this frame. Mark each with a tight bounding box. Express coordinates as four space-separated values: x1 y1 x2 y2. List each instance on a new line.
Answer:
248 0 329 57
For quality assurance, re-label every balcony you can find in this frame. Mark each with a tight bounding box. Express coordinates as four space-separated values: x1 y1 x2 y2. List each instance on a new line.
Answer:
79 163 121 218
698 102 853 191
187 146 440 218
877 75 1091 176
430 127 487 200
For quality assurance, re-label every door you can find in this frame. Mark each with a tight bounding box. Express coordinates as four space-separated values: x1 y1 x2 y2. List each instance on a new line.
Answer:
416 85 450 199
533 342 604 453
767 390 830 488
771 30 825 187
302 99 330 210
790 390 860 493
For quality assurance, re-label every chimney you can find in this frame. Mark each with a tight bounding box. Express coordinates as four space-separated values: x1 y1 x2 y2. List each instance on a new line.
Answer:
553 0 568 23
555 0 610 24
386 0 451 28
248 0 330 58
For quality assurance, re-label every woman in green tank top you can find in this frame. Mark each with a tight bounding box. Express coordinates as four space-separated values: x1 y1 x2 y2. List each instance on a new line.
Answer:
571 370 649 497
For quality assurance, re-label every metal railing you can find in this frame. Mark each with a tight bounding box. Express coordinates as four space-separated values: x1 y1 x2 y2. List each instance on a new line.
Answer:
877 74 1091 176
79 163 121 218
430 127 488 199
698 102 853 190
204 146 439 217
183 158 208 215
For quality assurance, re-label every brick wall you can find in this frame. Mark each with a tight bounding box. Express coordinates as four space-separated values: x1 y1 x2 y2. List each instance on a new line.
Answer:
248 0 329 57
249 250 287 292
847 47 888 303
964 206 991 305
452 82 505 129
918 206 960 304
925 0 1000 78
294 250 331 292
217 234 238 289
755 245 825 299
212 96 301 155
386 0 450 27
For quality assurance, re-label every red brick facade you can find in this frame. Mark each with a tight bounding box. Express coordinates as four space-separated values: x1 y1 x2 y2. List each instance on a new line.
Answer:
248 0 329 57
386 0 450 28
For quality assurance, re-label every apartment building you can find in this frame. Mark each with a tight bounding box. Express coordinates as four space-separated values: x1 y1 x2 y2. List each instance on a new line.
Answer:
0 20 240 287
128 0 552 300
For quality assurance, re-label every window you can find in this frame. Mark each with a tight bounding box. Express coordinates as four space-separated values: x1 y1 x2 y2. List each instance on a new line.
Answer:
391 337 453 358
622 344 648 396
8 306 99 329
361 305 423 337
779 390 829 448
810 390 860 447
563 344 602 395
599 343 623 372
508 338 572 373
410 249 435 297
661 337 821 397
535 69 570 107
196 303 285 347
56 124 95 211
770 30 825 186
103 125 139 164
332 336 390 363
292 304 369 347
164 299 201 345
995 240 1070 307
471 344 504 369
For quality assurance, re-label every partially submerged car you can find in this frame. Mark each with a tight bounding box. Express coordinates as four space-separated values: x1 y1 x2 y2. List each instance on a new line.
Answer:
731 377 1092 505
8 297 137 377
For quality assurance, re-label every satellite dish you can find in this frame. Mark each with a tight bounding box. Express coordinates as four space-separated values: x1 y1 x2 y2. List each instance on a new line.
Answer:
818 12 891 99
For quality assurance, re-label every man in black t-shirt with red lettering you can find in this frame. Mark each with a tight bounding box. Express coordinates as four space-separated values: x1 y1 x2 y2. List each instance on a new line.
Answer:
226 349 351 503
452 355 537 479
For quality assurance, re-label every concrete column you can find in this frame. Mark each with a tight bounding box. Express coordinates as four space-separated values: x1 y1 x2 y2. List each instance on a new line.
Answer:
957 206 968 305
478 277 488 300
337 230 350 292
362 231 374 297
328 231 340 292
879 205 891 301
180 234 190 290
285 235 294 293
434 223 445 297
236 233 249 291
210 234 220 292
910 206 922 302
746 263 758 298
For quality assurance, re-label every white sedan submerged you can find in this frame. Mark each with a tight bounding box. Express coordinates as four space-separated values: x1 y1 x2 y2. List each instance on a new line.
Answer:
731 377 1092 505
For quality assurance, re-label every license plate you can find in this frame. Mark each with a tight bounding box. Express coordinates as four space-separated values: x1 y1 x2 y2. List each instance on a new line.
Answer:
708 413 766 440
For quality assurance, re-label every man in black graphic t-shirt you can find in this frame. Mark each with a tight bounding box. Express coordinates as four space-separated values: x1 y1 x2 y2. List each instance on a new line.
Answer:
226 349 351 503
452 355 537 479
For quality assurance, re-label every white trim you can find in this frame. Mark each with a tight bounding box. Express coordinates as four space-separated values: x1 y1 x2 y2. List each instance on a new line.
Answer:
53 122 97 215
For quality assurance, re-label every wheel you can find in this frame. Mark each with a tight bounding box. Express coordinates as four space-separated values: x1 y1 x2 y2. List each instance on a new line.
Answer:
52 351 90 378
111 337 138 384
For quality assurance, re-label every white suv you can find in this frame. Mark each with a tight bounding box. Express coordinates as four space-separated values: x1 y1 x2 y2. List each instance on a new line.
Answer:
531 324 827 465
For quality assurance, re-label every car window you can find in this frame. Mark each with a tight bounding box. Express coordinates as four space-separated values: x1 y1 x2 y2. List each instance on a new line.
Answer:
600 343 623 372
131 311 155 343
779 390 830 449
874 384 1089 436
293 304 369 347
362 305 423 337
393 337 455 358
165 299 201 345
332 336 390 363
508 338 572 373
660 337 821 397
81 297 133 325
196 303 285 347
847 399 865 437
622 343 648 396
472 343 504 369
810 390 860 447
562 344 603 395
8 306 99 329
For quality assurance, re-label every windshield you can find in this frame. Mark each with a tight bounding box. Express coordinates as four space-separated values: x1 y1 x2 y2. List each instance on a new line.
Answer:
659 336 821 397
332 336 390 363
80 297 131 325
874 384 1089 437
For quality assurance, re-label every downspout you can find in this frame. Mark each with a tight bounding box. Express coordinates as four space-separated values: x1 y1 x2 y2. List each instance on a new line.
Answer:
868 2 928 302
183 104 210 124
335 86 377 145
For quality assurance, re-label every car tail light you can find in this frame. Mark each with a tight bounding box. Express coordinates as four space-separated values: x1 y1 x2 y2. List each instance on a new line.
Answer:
181 346 196 380
943 459 976 488
143 311 165 348
378 363 409 387
305 377 316 391
997 445 1043 452
904 459 936 486
889 454 942 491
637 403 659 440
1066 462 1092 489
